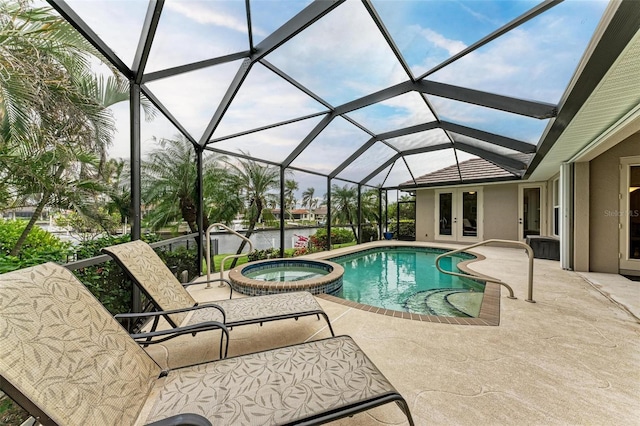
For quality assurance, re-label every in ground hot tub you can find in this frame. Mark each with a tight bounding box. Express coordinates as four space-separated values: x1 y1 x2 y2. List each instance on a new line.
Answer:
228 258 344 296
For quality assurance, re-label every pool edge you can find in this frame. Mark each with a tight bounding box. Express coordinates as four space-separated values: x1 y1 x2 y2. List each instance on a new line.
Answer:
308 241 501 326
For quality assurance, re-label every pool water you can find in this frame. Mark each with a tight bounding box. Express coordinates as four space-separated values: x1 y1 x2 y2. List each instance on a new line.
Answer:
244 266 328 282
330 247 484 317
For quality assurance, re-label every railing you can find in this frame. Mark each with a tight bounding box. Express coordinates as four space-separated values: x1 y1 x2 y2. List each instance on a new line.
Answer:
206 223 253 288
65 232 200 271
435 239 535 303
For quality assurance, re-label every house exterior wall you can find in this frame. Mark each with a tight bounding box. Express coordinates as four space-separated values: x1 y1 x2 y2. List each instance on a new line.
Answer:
483 184 519 240
415 190 434 241
589 132 640 273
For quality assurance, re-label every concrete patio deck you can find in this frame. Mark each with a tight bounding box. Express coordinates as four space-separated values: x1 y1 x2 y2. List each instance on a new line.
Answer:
146 242 640 426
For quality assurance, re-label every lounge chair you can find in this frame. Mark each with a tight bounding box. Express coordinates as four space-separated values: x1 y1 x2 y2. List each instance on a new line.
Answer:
0 263 415 426
102 240 335 343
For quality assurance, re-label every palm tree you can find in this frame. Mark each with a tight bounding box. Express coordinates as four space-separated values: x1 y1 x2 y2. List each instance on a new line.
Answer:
284 179 298 220
225 156 279 267
103 158 131 228
141 136 211 233
0 3 155 256
301 187 317 222
330 184 359 241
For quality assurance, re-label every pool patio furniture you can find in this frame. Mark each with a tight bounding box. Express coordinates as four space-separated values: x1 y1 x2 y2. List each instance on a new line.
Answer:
102 240 335 346
0 263 415 426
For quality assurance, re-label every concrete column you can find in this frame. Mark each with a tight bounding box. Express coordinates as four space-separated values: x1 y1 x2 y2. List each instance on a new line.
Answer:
573 162 590 271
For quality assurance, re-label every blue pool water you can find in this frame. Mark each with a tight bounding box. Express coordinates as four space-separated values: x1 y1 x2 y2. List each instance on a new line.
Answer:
330 247 485 317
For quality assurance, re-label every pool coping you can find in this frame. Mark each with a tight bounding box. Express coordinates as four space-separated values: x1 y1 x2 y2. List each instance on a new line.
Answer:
308 242 501 326
228 258 345 296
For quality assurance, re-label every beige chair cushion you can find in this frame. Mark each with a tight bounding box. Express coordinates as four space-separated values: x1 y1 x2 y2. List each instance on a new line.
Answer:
141 336 397 425
214 291 323 325
0 263 161 426
103 240 196 326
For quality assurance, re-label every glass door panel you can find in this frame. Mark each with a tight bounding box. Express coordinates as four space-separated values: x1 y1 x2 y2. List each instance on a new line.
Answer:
462 191 478 237
439 192 453 236
522 187 541 239
629 166 640 260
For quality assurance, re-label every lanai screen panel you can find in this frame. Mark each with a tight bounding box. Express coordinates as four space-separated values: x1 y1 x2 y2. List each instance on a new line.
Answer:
380 159 414 188
145 61 245 141
385 128 450 152
209 116 325 164
210 63 329 140
427 0 608 103
371 0 534 77
404 150 463 183
346 92 436 135
264 0 407 106
249 1 311 46
426 95 549 144
144 1 249 73
289 116 372 176
49 0 614 191
64 0 148 68
336 142 398 183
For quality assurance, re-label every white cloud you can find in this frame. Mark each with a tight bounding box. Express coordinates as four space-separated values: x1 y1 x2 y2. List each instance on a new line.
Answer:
419 28 467 57
165 1 249 34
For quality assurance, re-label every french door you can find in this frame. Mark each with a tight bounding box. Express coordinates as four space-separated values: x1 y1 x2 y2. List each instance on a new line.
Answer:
435 188 482 241
518 184 546 241
620 156 640 271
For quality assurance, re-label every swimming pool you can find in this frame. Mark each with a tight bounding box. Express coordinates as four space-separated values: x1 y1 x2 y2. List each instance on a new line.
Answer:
329 246 484 317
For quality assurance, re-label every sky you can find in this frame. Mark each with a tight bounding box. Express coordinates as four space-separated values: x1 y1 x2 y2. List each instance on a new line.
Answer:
51 0 608 203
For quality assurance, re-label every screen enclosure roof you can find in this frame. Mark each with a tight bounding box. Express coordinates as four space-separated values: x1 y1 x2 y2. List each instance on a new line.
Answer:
48 0 631 190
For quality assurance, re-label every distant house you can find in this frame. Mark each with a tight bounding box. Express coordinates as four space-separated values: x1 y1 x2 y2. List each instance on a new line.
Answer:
269 208 310 221
312 206 328 224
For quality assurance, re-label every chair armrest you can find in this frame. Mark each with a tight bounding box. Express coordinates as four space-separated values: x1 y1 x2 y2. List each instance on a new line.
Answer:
130 321 230 358
146 413 212 426
115 303 226 323
130 320 228 343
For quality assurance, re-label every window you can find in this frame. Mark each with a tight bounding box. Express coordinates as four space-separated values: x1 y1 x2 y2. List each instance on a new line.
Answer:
553 178 560 237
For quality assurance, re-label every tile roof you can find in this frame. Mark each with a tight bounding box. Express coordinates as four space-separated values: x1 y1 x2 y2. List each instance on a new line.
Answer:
401 156 533 188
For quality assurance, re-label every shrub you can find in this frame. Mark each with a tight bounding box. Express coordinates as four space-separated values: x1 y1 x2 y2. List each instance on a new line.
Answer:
308 228 355 250
0 219 71 273
247 247 282 261
361 224 378 242
388 221 416 239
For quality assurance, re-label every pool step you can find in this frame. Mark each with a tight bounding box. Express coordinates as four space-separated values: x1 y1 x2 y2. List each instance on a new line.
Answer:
405 289 473 317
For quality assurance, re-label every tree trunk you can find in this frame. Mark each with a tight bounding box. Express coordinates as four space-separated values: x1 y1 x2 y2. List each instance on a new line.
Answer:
181 196 210 234
230 198 262 268
9 165 65 257
9 193 50 257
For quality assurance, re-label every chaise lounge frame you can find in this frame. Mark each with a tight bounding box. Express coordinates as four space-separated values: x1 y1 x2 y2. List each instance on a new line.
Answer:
0 263 415 426
102 240 335 343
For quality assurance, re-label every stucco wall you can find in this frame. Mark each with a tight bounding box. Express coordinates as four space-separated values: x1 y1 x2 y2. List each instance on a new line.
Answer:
589 133 640 273
415 189 434 242
483 184 520 241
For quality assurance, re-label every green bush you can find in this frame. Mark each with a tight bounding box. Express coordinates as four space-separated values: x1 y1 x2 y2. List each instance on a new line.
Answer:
157 245 199 282
361 224 378 242
0 219 71 273
247 247 282 261
73 233 199 315
388 221 416 238
309 228 355 250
